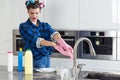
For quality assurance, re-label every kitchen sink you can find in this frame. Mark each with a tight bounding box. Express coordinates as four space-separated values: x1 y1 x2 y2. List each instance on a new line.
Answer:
79 71 120 80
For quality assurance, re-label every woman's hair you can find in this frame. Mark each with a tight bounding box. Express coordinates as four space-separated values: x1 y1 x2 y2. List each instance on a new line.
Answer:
25 0 40 10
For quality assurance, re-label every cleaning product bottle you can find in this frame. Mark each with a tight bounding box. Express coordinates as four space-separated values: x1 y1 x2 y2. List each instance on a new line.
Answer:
8 51 13 72
24 49 33 74
18 48 23 71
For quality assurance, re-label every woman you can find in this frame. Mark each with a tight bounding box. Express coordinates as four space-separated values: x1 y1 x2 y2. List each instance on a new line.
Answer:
19 0 73 68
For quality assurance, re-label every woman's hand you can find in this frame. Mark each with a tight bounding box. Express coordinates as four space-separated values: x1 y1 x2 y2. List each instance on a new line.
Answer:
53 33 74 59
57 38 73 53
54 44 73 59
52 42 57 48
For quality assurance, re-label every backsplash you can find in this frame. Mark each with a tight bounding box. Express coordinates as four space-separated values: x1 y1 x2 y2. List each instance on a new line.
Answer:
1 54 120 73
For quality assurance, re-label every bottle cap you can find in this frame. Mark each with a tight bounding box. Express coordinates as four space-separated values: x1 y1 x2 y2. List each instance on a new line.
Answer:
27 48 31 51
19 48 22 51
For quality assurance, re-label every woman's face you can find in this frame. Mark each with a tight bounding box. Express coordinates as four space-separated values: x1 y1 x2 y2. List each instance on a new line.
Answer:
27 8 40 23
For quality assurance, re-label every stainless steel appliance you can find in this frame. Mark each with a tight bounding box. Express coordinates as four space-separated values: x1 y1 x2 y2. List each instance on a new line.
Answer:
13 29 25 55
117 31 120 60
13 29 79 58
78 31 117 60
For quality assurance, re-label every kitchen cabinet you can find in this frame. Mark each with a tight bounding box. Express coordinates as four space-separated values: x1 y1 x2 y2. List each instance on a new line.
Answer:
79 0 117 30
118 0 120 29
43 0 79 30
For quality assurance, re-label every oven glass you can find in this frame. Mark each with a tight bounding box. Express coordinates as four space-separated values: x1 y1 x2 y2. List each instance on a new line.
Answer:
62 36 75 47
83 37 112 55
16 39 25 51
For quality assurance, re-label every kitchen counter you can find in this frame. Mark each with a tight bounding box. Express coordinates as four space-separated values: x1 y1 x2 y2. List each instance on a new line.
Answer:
0 65 104 80
0 66 59 80
2 65 120 80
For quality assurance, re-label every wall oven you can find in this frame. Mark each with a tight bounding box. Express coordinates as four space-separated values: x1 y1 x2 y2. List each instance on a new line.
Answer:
13 29 79 58
78 31 117 60
13 29 25 55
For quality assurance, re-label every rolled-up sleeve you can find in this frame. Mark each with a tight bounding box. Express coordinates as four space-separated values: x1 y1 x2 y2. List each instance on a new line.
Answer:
36 38 44 48
50 31 60 42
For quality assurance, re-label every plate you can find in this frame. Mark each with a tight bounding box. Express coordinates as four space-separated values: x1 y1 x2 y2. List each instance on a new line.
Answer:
35 68 56 72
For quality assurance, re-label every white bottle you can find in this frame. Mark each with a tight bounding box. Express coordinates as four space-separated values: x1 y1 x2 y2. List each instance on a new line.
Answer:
24 49 33 74
8 51 13 72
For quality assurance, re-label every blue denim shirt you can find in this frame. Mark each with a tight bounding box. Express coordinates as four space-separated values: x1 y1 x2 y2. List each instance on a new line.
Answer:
19 19 56 68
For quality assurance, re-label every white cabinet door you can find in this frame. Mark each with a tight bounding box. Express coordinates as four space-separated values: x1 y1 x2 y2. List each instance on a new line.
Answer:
79 0 117 30
118 0 120 29
44 0 79 30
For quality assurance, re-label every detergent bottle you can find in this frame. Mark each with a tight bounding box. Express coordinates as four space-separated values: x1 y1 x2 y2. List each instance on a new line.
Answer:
18 48 23 71
24 49 33 74
8 51 13 72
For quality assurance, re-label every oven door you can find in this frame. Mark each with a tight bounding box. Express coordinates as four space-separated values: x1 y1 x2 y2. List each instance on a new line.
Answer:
13 34 25 55
78 31 117 60
16 36 25 52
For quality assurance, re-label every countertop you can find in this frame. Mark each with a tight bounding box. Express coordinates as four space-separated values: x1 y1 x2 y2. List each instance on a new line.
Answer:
2 65 120 80
0 65 102 80
0 66 59 80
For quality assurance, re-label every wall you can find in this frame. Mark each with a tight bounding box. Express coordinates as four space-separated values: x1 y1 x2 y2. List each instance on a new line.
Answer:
0 0 13 54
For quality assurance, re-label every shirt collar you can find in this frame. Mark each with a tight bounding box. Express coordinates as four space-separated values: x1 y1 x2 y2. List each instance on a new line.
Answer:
26 18 42 28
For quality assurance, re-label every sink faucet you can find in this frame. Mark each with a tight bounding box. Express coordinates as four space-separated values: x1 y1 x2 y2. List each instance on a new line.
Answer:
72 37 96 80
